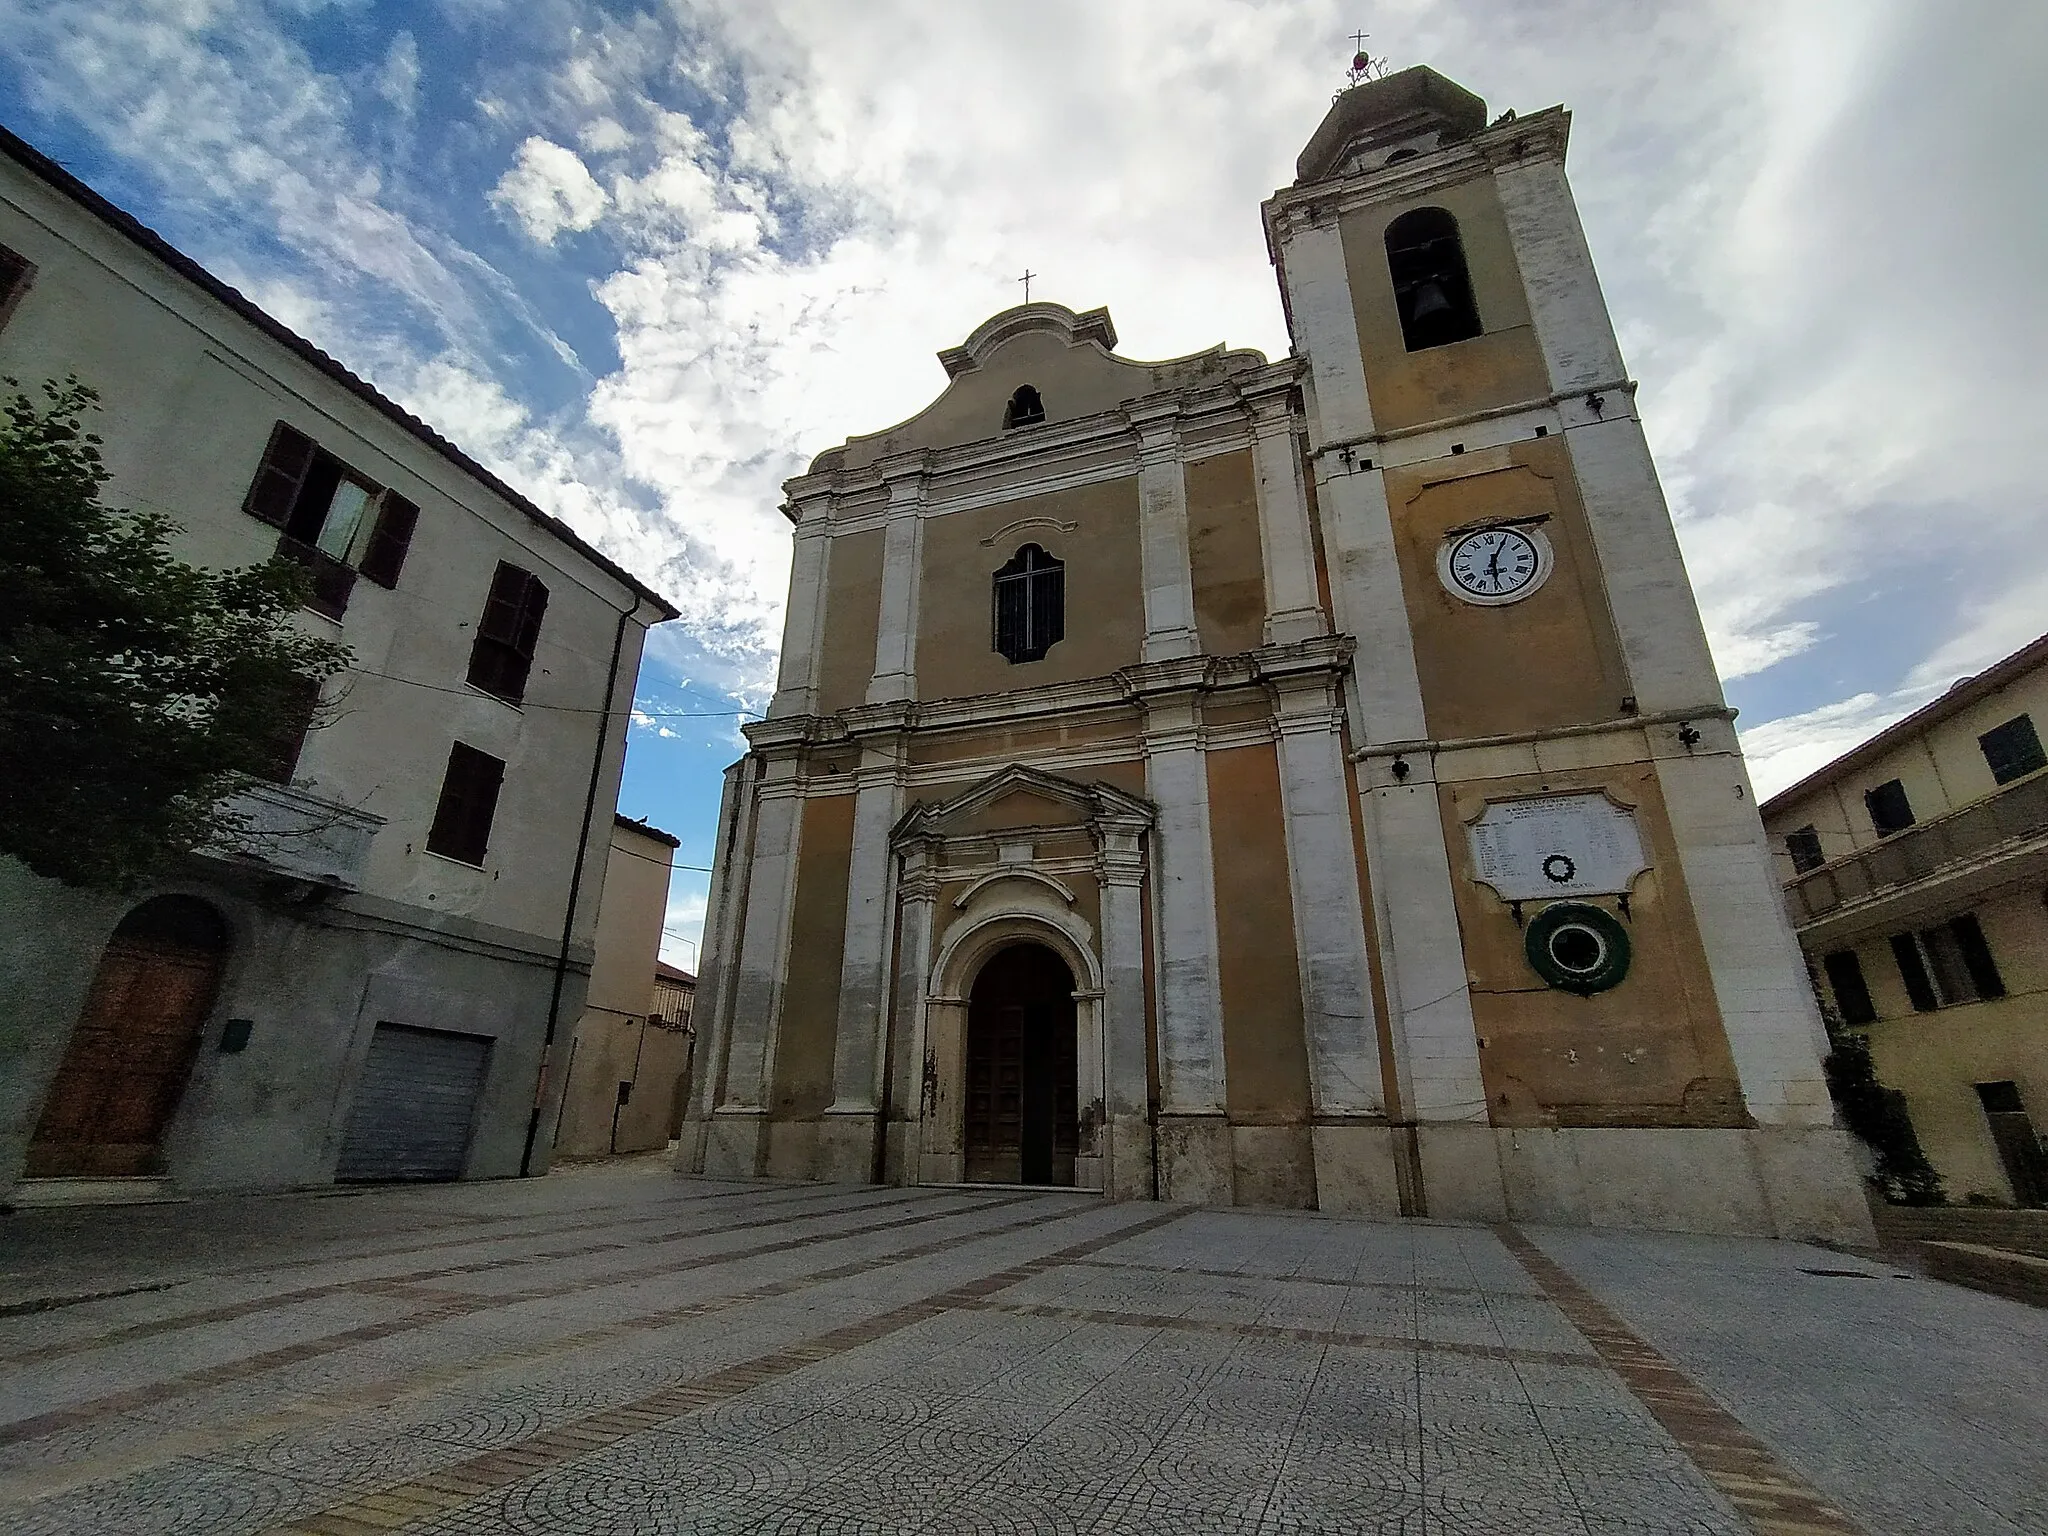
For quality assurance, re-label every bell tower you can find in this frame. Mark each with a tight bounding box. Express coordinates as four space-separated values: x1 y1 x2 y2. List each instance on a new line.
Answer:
1263 66 1871 1237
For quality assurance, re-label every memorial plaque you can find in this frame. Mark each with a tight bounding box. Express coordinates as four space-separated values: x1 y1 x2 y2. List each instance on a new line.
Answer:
1468 793 1648 901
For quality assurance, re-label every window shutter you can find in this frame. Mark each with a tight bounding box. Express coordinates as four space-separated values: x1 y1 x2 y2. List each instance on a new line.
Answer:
358 493 419 589
513 575 550 660
1889 933 1937 1013
427 742 506 865
1822 950 1876 1027
1980 715 2046 785
1948 914 2006 1000
1865 779 1915 837
245 422 317 528
477 563 528 645
0 244 32 328
468 563 546 703
1785 826 1824 874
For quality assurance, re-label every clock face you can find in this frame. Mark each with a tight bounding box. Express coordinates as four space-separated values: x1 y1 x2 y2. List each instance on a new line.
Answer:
1441 526 1548 604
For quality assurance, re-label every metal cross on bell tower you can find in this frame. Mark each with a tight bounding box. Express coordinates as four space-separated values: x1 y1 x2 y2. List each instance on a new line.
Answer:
1346 30 1389 88
1017 269 1037 305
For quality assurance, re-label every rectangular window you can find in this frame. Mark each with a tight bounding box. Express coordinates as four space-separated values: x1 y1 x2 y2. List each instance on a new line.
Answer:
466 562 550 704
426 742 506 866
1980 715 2046 786
1822 949 1876 1026
1785 825 1825 874
1891 914 2005 1011
241 421 413 616
1865 778 1915 837
0 242 35 334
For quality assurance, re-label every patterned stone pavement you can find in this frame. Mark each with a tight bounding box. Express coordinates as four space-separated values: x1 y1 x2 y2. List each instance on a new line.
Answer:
0 1160 2042 1535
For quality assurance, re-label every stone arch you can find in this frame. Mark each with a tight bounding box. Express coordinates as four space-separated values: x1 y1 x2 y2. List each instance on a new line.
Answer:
27 894 231 1179
919 906 1107 1192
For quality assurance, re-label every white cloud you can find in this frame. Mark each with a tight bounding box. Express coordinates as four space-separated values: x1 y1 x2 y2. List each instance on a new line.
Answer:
661 882 708 969
1740 690 1935 802
490 136 610 243
375 30 420 118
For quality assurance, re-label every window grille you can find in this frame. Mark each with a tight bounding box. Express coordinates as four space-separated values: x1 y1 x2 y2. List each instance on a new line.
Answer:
992 543 1064 664
1004 385 1045 429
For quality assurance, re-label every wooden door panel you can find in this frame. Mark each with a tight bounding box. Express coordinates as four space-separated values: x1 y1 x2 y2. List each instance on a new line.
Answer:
29 936 222 1178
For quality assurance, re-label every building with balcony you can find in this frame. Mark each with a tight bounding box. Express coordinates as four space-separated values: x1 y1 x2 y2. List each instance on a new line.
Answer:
1762 631 2048 1206
0 127 676 1203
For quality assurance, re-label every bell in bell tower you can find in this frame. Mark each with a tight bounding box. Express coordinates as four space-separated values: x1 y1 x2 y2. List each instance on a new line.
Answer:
1260 64 1873 1240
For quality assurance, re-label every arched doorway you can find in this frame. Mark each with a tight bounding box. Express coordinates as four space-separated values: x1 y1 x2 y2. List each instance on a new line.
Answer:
965 943 1078 1186
26 896 229 1179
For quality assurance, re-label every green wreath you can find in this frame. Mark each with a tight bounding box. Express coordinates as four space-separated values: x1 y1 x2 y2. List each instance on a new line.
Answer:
1524 901 1632 995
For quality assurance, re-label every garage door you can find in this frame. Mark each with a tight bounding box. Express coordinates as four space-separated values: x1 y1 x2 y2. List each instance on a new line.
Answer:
335 1023 492 1182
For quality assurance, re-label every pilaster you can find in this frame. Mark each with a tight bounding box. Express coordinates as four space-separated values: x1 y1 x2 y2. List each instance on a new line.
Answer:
1242 376 1328 646
677 758 752 1173
1095 814 1154 1200
866 451 931 704
882 835 940 1184
1123 662 1226 1117
713 731 808 1130
768 490 833 718
821 707 913 1178
1124 400 1200 663
1257 640 1381 1117
1274 208 1374 449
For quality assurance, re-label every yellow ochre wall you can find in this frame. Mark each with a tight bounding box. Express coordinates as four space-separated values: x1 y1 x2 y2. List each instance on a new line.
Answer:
1439 761 1744 1127
814 527 884 718
1828 889 2048 1203
1339 175 1550 432
771 792 856 1117
1186 450 1267 657
1386 441 1630 743
916 479 1143 703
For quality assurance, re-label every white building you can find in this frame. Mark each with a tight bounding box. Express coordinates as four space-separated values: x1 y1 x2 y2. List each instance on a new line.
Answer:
0 125 676 1202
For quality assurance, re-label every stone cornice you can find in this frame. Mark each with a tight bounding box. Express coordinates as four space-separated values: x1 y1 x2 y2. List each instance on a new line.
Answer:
1263 105 1572 252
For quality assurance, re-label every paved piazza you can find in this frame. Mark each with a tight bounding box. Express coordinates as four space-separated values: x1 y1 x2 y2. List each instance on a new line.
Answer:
0 1162 2043 1535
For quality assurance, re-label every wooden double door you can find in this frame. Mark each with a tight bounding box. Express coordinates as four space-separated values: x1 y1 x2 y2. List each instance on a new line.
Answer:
964 943 1078 1187
26 897 228 1179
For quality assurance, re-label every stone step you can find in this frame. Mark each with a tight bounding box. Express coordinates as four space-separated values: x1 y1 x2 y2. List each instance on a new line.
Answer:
1921 1241 2048 1308
7 1177 183 1209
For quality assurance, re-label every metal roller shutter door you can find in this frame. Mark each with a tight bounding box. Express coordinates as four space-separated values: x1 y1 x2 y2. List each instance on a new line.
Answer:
335 1023 492 1182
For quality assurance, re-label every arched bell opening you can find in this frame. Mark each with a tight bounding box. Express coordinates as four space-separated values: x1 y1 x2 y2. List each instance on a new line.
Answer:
26 895 231 1179
964 941 1079 1186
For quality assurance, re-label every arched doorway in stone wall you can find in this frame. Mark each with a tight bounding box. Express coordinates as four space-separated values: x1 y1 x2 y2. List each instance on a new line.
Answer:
964 943 1079 1186
26 895 229 1179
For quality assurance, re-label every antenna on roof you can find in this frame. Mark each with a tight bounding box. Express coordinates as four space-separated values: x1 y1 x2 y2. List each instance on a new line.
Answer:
1345 30 1390 89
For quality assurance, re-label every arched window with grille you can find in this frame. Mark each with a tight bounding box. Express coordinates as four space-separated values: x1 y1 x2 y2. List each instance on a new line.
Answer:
1004 385 1045 429
1384 207 1482 351
992 543 1064 663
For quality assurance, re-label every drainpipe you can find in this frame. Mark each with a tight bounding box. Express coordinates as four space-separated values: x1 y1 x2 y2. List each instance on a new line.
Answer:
521 596 638 1177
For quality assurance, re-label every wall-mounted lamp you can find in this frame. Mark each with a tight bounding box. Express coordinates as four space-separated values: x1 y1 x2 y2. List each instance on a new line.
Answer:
1390 756 1411 781
1677 722 1701 749
1585 391 1606 416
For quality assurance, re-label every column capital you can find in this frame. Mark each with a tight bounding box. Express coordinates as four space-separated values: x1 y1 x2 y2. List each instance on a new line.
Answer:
877 447 935 491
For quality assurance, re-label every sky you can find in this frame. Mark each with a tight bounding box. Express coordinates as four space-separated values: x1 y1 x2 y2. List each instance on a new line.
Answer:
3 1 2044 966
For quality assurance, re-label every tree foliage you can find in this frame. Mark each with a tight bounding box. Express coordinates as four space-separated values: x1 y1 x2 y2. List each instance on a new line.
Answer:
1823 1028 1945 1206
0 377 350 890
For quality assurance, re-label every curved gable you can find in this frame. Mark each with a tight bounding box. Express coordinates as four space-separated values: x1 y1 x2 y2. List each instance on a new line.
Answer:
821 302 1266 473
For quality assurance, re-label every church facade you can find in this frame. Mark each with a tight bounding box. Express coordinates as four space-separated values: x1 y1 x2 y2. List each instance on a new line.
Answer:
680 67 1872 1241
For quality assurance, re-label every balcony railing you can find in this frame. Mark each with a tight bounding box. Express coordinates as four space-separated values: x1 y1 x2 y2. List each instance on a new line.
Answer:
1786 771 2048 926
276 536 357 620
207 779 385 891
